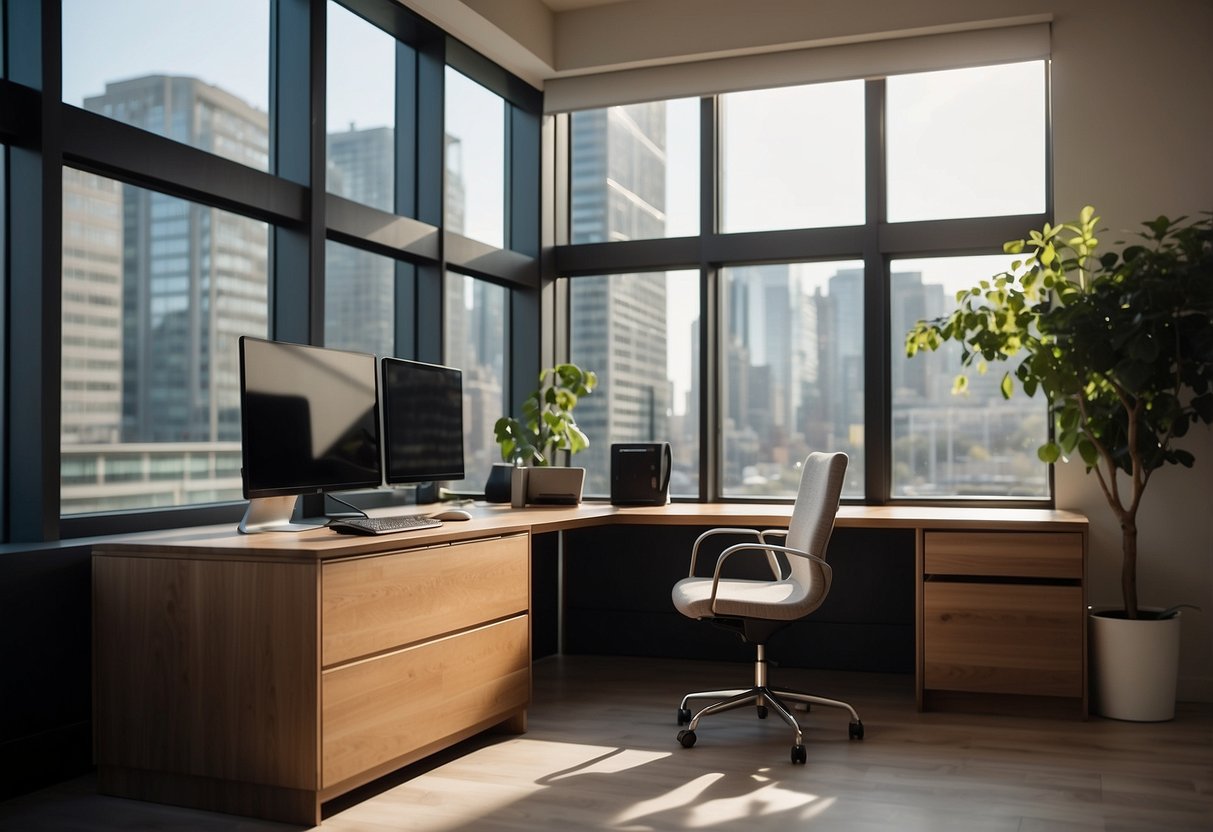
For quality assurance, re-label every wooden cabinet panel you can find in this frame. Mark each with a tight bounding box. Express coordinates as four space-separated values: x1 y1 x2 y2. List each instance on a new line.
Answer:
923 582 1083 697
322 534 529 667
93 556 318 789
924 531 1082 579
321 614 530 789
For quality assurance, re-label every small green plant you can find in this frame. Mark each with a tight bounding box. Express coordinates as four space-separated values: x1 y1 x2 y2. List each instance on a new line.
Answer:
906 207 1213 618
494 363 598 466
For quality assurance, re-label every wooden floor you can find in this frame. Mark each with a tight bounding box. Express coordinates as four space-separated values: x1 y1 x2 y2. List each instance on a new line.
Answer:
1 655 1210 831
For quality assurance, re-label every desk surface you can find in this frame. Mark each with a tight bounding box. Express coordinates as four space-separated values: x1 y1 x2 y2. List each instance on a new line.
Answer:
92 502 1087 562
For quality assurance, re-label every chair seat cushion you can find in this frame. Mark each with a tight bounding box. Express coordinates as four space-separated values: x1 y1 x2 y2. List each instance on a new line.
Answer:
671 576 820 621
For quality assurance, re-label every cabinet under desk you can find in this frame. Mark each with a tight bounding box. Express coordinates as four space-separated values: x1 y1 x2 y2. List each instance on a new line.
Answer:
91 503 1086 823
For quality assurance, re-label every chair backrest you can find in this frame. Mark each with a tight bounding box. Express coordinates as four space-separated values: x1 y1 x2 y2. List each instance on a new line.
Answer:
785 452 848 590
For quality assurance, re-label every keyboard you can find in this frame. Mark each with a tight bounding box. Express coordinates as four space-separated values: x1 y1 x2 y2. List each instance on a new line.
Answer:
328 513 443 536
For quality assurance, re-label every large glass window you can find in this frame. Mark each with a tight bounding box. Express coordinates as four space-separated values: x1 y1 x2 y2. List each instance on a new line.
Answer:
60 168 268 515
570 98 699 243
721 262 865 498
886 61 1047 222
719 81 865 233
445 68 506 247
569 270 700 497
444 273 507 493
890 256 1049 498
324 241 401 356
62 0 270 172
326 1 398 213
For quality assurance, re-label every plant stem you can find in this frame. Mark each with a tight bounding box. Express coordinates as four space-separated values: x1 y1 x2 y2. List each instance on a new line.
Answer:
1122 519 1139 619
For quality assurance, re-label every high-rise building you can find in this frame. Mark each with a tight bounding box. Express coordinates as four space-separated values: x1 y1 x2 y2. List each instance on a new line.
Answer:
569 103 672 493
59 76 270 512
82 76 270 445
61 169 124 446
324 125 398 355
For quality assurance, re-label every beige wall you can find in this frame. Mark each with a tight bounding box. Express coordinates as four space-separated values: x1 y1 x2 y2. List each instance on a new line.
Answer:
429 0 1213 699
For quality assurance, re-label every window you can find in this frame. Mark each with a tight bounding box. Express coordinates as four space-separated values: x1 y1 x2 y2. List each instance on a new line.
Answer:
444 272 507 493
719 81 865 233
324 240 401 356
569 270 700 497
570 98 699 243
326 1 398 212
721 262 865 499
445 68 505 247
61 168 268 516
62 0 271 172
890 256 1049 498
886 61 1046 222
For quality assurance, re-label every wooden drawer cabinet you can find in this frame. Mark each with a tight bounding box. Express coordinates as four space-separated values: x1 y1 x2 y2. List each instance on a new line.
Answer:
924 531 1083 578
322 534 529 666
94 531 531 825
920 529 1087 714
923 582 1083 697
323 615 530 788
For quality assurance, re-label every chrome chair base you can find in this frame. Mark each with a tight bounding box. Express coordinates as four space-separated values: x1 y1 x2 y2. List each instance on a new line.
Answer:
674 645 864 762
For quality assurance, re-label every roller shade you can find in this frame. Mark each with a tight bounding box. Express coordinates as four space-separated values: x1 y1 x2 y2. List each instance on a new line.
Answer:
544 18 1050 113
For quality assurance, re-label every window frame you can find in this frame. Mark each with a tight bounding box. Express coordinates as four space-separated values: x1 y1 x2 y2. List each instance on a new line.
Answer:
0 0 541 542
552 70 1054 507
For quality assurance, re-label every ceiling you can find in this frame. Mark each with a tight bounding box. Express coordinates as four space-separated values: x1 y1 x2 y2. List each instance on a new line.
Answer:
537 0 634 11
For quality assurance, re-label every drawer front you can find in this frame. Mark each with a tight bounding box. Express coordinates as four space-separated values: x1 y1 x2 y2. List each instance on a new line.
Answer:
321 614 530 789
322 534 529 667
924 531 1083 579
923 582 1083 697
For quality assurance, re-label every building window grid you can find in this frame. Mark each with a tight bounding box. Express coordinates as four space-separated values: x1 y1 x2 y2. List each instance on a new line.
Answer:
0 0 536 538
559 64 1051 505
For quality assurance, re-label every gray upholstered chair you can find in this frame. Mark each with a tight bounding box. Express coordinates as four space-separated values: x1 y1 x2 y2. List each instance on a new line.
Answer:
671 451 862 764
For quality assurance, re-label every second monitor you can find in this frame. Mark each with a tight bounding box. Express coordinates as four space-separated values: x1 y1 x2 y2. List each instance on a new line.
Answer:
380 357 466 487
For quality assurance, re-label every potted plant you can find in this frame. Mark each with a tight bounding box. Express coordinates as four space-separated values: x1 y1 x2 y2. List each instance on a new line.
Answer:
485 363 597 503
906 206 1213 720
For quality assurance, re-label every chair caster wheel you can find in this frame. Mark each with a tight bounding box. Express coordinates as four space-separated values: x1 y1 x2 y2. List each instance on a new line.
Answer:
677 707 692 725
791 744 807 764
849 721 864 740
677 729 697 749
756 705 768 719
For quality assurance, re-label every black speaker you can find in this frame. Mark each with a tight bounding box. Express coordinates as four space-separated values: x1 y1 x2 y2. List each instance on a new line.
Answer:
610 442 672 506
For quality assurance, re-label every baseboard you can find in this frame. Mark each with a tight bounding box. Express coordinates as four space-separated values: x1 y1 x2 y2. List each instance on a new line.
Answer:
0 720 93 802
1178 673 1213 703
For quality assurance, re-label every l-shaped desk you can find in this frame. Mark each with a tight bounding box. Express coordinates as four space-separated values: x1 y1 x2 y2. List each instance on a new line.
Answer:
92 502 1087 824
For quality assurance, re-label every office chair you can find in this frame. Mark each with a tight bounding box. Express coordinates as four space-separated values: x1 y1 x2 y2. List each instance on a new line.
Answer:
671 451 862 764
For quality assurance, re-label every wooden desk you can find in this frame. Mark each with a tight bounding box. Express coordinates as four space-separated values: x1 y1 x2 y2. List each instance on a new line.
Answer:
92 503 1086 824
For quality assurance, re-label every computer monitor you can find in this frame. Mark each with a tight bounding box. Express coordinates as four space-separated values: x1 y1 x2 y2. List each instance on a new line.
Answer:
238 336 380 532
380 357 465 487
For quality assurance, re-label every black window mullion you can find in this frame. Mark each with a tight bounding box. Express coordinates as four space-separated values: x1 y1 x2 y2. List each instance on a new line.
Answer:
6 0 61 541
863 78 889 504
270 0 322 345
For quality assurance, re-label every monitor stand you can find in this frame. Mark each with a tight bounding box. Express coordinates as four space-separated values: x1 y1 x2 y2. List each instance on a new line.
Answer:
238 495 327 534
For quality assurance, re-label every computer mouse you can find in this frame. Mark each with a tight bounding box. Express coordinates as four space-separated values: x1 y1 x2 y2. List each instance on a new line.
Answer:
431 508 473 521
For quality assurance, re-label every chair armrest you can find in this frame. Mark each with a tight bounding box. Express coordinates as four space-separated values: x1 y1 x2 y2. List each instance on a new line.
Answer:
687 527 764 577
707 542 833 614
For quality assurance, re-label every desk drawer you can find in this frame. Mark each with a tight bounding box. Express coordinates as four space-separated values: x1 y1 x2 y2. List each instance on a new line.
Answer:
322 533 529 667
923 582 1083 697
924 531 1082 579
321 614 530 789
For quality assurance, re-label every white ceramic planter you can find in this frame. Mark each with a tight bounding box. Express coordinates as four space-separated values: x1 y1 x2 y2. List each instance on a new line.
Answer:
1089 609 1182 721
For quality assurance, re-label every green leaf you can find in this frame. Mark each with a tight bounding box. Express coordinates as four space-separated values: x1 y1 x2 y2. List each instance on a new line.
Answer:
1077 439 1098 467
1038 443 1061 464
1000 372 1013 399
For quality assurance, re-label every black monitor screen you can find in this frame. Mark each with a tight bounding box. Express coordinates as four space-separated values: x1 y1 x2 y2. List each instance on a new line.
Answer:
239 337 381 499
381 357 465 485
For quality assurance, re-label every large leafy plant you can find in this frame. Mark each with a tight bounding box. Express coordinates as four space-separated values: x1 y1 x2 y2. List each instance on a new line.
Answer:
906 207 1213 618
494 363 598 466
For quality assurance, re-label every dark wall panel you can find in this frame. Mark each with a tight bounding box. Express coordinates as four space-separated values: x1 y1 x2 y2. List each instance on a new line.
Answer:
562 525 915 673
0 546 93 800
